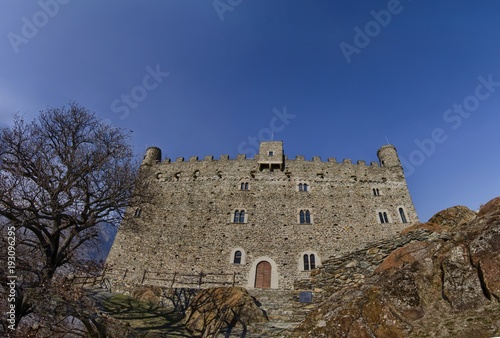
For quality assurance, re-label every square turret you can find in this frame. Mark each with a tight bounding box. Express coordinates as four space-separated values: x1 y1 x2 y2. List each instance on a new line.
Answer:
257 141 284 171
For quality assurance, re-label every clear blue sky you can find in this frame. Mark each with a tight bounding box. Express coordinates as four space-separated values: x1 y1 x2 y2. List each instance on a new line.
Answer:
1 0 500 221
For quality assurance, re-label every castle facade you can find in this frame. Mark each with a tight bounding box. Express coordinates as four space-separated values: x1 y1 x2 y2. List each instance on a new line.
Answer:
106 141 418 290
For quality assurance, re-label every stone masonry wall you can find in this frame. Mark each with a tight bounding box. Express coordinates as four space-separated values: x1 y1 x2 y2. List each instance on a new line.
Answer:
106 142 419 291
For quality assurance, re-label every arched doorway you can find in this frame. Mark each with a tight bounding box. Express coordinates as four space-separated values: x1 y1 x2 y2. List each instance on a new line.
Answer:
255 261 272 288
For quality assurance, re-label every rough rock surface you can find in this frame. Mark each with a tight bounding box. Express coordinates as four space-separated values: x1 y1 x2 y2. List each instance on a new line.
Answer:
184 287 267 336
293 198 500 337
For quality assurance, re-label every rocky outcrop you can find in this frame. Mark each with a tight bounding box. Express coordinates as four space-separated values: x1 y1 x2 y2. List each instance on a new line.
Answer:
184 287 267 336
293 198 500 337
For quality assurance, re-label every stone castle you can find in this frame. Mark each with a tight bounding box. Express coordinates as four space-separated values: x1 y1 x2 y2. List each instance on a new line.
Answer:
106 141 419 290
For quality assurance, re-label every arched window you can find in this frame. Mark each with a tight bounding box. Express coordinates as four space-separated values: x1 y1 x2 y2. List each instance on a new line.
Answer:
373 188 380 196
303 183 309 192
240 182 249 190
245 182 249 190
298 183 303 191
299 210 311 224
234 210 246 223
230 248 246 265
303 254 316 271
234 251 242 264
399 208 408 223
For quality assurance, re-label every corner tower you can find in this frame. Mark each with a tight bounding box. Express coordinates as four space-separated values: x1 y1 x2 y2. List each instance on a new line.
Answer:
142 146 162 166
377 144 401 168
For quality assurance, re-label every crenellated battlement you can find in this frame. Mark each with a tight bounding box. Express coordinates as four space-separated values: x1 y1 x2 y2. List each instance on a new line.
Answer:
154 153 384 167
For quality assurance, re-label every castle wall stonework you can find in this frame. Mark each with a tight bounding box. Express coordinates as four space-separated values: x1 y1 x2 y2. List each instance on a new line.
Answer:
106 141 419 290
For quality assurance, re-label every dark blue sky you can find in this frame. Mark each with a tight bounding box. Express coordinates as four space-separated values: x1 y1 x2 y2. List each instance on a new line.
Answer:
1 0 500 221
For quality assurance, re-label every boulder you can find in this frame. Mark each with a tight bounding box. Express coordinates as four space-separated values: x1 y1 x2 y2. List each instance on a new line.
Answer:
293 197 500 337
184 287 267 336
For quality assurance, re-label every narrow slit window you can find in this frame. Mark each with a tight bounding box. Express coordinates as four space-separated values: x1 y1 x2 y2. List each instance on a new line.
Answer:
300 210 305 224
309 254 316 269
134 208 142 217
303 254 310 271
399 208 408 223
239 210 245 223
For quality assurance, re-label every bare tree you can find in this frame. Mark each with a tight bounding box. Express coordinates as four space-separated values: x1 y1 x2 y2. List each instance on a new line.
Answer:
0 103 142 333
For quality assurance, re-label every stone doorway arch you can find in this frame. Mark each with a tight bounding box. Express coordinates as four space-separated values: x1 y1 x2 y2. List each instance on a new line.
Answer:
248 257 279 289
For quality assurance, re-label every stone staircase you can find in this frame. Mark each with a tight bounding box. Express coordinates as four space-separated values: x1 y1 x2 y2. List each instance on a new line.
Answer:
218 289 317 337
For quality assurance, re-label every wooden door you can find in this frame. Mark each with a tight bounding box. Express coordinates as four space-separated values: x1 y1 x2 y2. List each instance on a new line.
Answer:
255 261 272 288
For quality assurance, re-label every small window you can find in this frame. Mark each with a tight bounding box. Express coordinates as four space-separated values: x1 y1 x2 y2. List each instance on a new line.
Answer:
298 183 309 192
240 182 249 190
230 248 246 265
134 208 141 217
373 188 380 196
268 151 274 156
399 208 408 223
299 210 311 224
234 251 242 264
234 210 246 223
378 211 389 224
303 254 316 271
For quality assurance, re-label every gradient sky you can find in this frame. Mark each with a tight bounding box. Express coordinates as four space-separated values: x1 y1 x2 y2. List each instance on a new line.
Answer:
1 0 500 222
